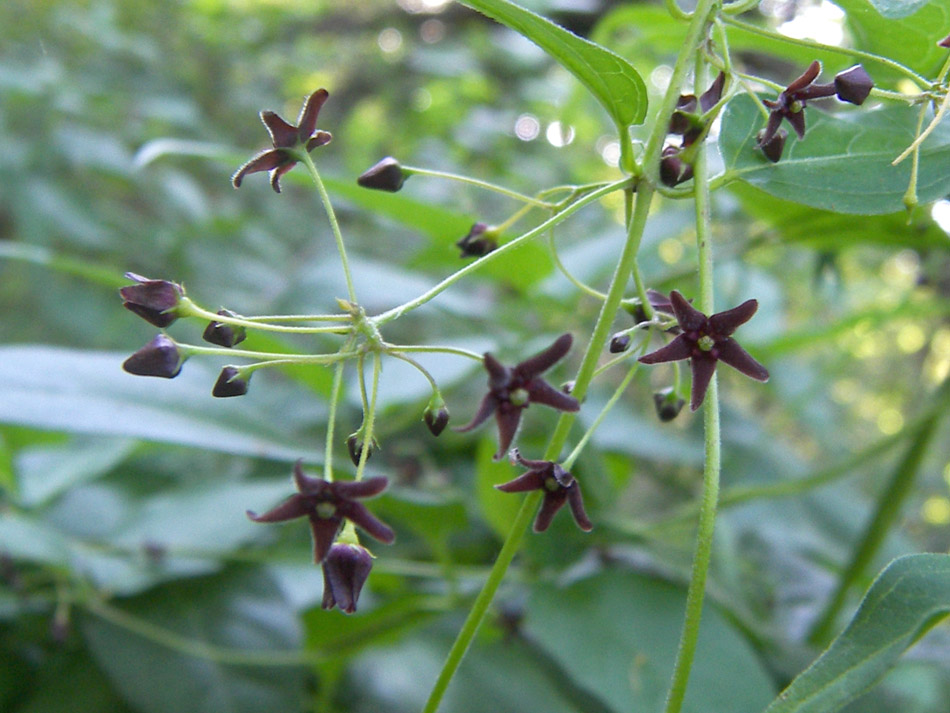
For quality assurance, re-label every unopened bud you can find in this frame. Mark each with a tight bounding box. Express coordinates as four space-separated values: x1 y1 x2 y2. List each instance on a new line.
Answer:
123 334 185 378
212 366 250 397
653 388 686 422
203 310 247 348
456 222 498 258
659 146 693 187
834 65 873 105
609 333 631 353
119 272 185 328
347 434 375 466
357 157 407 192
757 128 787 163
423 404 450 436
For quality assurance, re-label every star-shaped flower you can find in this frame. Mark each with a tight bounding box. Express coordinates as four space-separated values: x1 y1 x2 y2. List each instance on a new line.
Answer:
638 291 769 411
232 89 333 193
495 450 592 532
247 461 394 563
456 334 580 460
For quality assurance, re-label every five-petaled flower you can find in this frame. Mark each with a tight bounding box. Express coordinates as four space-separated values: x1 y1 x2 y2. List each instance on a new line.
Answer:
638 291 769 411
495 450 592 533
321 543 374 615
119 273 184 328
247 461 394 563
456 334 580 460
232 89 333 193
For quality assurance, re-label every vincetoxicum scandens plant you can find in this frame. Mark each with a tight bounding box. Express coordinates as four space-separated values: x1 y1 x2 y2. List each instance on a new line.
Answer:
110 0 950 709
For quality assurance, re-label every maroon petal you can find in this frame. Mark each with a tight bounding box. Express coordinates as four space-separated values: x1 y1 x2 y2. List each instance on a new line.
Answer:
495 469 546 493
699 71 725 112
786 60 821 95
484 352 510 387
332 476 389 499
566 483 593 532
638 335 692 365
526 379 580 412
493 407 523 460
246 494 310 523
511 450 551 471
297 89 329 142
669 291 706 332
232 150 284 188
515 333 573 378
306 130 333 152
339 501 395 545
757 111 784 147
270 161 297 193
260 110 299 148
716 339 770 382
689 355 718 411
292 460 327 495
534 490 568 532
708 299 758 336
796 82 837 101
454 393 499 433
786 109 806 140
308 514 343 563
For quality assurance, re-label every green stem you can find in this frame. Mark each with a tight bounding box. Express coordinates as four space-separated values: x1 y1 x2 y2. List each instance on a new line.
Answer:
402 165 553 208
179 343 357 364
662 51 720 713
389 352 439 392
373 178 632 325
323 349 350 483
355 353 381 482
300 151 357 302
386 344 483 361
179 299 350 335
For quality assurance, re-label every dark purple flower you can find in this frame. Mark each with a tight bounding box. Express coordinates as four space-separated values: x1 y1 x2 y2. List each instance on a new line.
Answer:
119 272 184 328
203 309 246 348
455 334 580 460
123 334 185 378
669 72 726 145
456 222 498 258
358 157 406 192
322 543 374 614
495 450 592 532
638 291 769 411
212 366 249 397
232 89 333 193
247 461 394 563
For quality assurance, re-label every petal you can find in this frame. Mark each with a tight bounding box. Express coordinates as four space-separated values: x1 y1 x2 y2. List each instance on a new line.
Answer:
260 110 299 148
306 130 333 152
757 111 784 147
511 449 552 471
246 494 310 523
699 71 725 112
340 501 396 544
483 352 510 388
708 298 758 336
638 335 692 365
332 476 389 499
297 89 329 141
231 150 284 188
796 82 837 101
534 490 568 532
786 60 821 95
526 379 580 412
786 109 806 140
308 514 342 563
495 469 547 493
716 339 770 382
453 393 499 433
689 355 718 412
292 460 327 495
493 407 523 460
669 291 706 331
566 483 593 532
270 161 296 193
515 333 573 378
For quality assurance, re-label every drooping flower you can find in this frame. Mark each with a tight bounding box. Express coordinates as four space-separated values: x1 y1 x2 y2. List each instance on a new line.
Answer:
455 334 579 460
669 71 726 146
357 157 407 192
119 273 185 328
456 222 498 258
232 89 333 193
321 543 374 614
122 334 185 378
247 461 394 563
495 450 592 532
638 291 769 411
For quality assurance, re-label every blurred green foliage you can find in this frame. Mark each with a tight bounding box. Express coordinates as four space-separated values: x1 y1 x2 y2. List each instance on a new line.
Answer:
1 1 949 712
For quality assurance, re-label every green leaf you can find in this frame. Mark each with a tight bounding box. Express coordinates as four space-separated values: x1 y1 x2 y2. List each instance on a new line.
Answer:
866 0 932 19
82 567 305 713
459 0 647 127
719 94 950 214
762 554 950 713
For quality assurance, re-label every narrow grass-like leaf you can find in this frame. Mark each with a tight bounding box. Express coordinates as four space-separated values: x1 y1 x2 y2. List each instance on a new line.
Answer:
459 0 647 127
762 554 950 713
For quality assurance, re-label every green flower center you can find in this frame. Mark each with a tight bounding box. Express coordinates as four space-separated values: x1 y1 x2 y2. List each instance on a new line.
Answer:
790 100 803 113
509 388 530 407
544 476 560 492
316 502 337 519
697 335 716 352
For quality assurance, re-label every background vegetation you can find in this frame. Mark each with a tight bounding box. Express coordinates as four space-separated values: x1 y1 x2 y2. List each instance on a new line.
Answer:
1 1 948 711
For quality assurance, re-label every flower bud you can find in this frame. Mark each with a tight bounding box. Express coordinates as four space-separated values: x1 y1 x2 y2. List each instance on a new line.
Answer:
119 272 184 328
939 34 950 48
659 146 693 187
212 366 250 397
347 434 375 466
357 157 407 192
609 333 631 353
123 334 184 378
757 128 787 163
669 94 698 135
456 222 498 258
653 387 686 422
322 543 374 614
203 309 247 348
834 65 873 105
423 403 450 437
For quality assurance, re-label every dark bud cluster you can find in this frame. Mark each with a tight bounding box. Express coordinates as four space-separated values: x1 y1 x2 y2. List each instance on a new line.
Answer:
203 309 247 348
660 73 725 188
456 222 498 258
496 450 592 533
357 157 407 192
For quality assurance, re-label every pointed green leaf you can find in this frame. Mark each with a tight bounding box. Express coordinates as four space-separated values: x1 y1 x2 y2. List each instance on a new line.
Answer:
719 94 950 214
762 554 950 713
459 0 647 127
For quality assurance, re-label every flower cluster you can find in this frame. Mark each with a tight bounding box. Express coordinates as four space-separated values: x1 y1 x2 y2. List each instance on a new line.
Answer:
660 72 725 187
